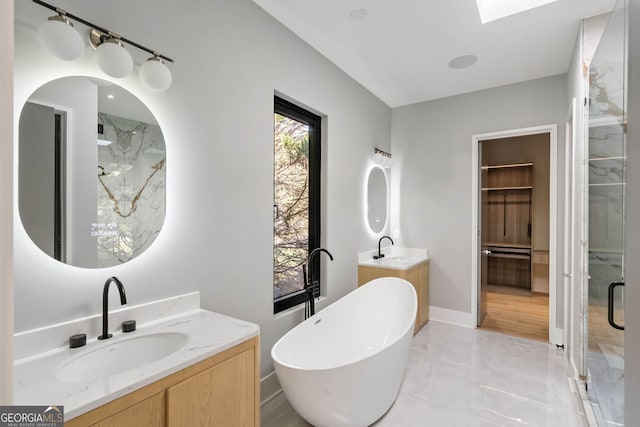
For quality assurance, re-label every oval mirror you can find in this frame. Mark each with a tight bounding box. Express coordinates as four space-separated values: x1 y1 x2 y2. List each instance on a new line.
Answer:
367 166 387 233
19 76 166 268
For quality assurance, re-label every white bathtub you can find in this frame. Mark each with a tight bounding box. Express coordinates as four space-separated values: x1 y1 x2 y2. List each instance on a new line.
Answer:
271 277 417 427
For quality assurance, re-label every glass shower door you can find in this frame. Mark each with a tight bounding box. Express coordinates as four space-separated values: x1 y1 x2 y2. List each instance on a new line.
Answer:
587 1 626 424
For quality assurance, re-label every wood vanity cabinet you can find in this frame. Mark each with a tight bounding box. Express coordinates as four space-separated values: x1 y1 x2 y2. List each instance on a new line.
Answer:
90 392 165 427
165 346 255 426
65 336 259 427
358 260 429 334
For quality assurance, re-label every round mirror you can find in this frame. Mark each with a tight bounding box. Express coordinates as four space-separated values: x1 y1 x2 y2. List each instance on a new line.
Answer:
367 166 387 233
19 76 166 268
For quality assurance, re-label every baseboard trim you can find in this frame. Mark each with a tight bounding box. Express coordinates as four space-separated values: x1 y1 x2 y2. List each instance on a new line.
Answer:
570 356 580 381
260 371 281 405
574 378 598 427
429 306 474 328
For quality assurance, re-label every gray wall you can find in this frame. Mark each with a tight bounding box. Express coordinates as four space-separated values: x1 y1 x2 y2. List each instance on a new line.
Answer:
19 103 55 258
626 0 640 423
13 0 391 378
391 75 567 316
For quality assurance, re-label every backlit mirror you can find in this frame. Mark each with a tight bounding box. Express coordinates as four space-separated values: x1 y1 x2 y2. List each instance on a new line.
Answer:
367 166 387 233
19 76 166 268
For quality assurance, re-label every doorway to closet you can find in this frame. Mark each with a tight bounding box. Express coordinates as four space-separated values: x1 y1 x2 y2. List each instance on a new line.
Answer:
478 133 551 342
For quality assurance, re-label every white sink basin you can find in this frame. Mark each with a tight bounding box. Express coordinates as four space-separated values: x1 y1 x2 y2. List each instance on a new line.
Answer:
56 332 188 383
358 255 427 270
377 257 422 268
358 248 428 270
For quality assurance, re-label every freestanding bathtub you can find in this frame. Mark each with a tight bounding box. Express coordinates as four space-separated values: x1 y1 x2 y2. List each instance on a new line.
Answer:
271 277 417 427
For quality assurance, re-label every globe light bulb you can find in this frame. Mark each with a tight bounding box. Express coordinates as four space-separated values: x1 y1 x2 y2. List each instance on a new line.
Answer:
139 56 172 92
36 15 84 61
95 38 134 78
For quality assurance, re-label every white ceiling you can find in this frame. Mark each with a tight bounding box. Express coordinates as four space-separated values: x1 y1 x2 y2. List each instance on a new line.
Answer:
252 0 616 107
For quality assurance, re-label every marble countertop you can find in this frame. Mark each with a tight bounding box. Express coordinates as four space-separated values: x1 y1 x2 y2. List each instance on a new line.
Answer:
13 309 259 420
358 247 429 270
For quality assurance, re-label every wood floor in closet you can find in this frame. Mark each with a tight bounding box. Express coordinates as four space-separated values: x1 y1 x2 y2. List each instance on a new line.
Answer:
480 290 549 342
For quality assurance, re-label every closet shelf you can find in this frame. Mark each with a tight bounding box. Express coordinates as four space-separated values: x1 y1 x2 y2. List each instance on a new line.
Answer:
481 163 533 170
482 186 532 191
486 242 532 249
487 253 531 260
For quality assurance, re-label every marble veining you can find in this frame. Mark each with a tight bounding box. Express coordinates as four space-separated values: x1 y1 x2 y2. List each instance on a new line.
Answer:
588 159 624 185
588 124 624 159
586 17 627 423
262 322 586 427
97 113 166 267
14 309 259 421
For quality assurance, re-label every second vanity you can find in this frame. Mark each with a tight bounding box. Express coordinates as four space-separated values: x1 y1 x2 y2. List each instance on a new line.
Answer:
358 247 429 334
13 295 259 426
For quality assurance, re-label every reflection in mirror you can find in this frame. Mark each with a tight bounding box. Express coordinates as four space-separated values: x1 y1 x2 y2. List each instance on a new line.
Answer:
367 166 387 233
19 76 166 268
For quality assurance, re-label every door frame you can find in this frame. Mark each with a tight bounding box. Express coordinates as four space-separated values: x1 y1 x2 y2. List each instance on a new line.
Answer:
470 123 562 345
564 98 583 377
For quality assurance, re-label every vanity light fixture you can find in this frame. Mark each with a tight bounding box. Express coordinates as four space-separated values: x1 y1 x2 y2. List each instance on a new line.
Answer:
373 147 393 168
92 32 134 79
139 56 173 92
32 0 174 91
36 12 84 61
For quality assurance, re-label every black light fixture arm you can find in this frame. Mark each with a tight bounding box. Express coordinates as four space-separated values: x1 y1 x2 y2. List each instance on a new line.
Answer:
32 0 174 63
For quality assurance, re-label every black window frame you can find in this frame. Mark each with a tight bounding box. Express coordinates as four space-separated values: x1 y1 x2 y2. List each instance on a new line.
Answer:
273 96 321 314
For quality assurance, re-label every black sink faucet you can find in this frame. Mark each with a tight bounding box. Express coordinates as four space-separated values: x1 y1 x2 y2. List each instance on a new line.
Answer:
304 248 334 319
98 276 127 340
374 235 394 259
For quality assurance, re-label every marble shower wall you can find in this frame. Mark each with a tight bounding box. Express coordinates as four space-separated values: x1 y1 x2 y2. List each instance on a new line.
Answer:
584 5 626 425
588 56 626 306
588 124 624 305
96 113 166 267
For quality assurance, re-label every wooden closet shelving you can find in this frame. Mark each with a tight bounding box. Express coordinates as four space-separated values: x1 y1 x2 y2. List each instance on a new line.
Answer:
482 162 533 294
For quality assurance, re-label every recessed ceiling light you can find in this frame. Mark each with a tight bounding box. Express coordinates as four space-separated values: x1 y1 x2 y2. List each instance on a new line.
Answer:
475 0 559 24
349 9 368 21
448 55 478 69
107 94 115 100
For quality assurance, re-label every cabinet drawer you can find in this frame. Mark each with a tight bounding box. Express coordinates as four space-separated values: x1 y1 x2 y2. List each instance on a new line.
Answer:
90 392 165 427
166 348 255 427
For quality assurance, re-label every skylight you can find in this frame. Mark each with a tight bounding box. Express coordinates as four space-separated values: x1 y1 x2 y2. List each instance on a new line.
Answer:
475 0 560 24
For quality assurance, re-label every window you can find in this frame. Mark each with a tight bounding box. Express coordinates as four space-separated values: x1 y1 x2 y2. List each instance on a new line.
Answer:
273 96 321 313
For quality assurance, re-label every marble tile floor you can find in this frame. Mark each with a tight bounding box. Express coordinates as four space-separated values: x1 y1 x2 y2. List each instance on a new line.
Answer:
587 349 624 426
261 321 587 427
